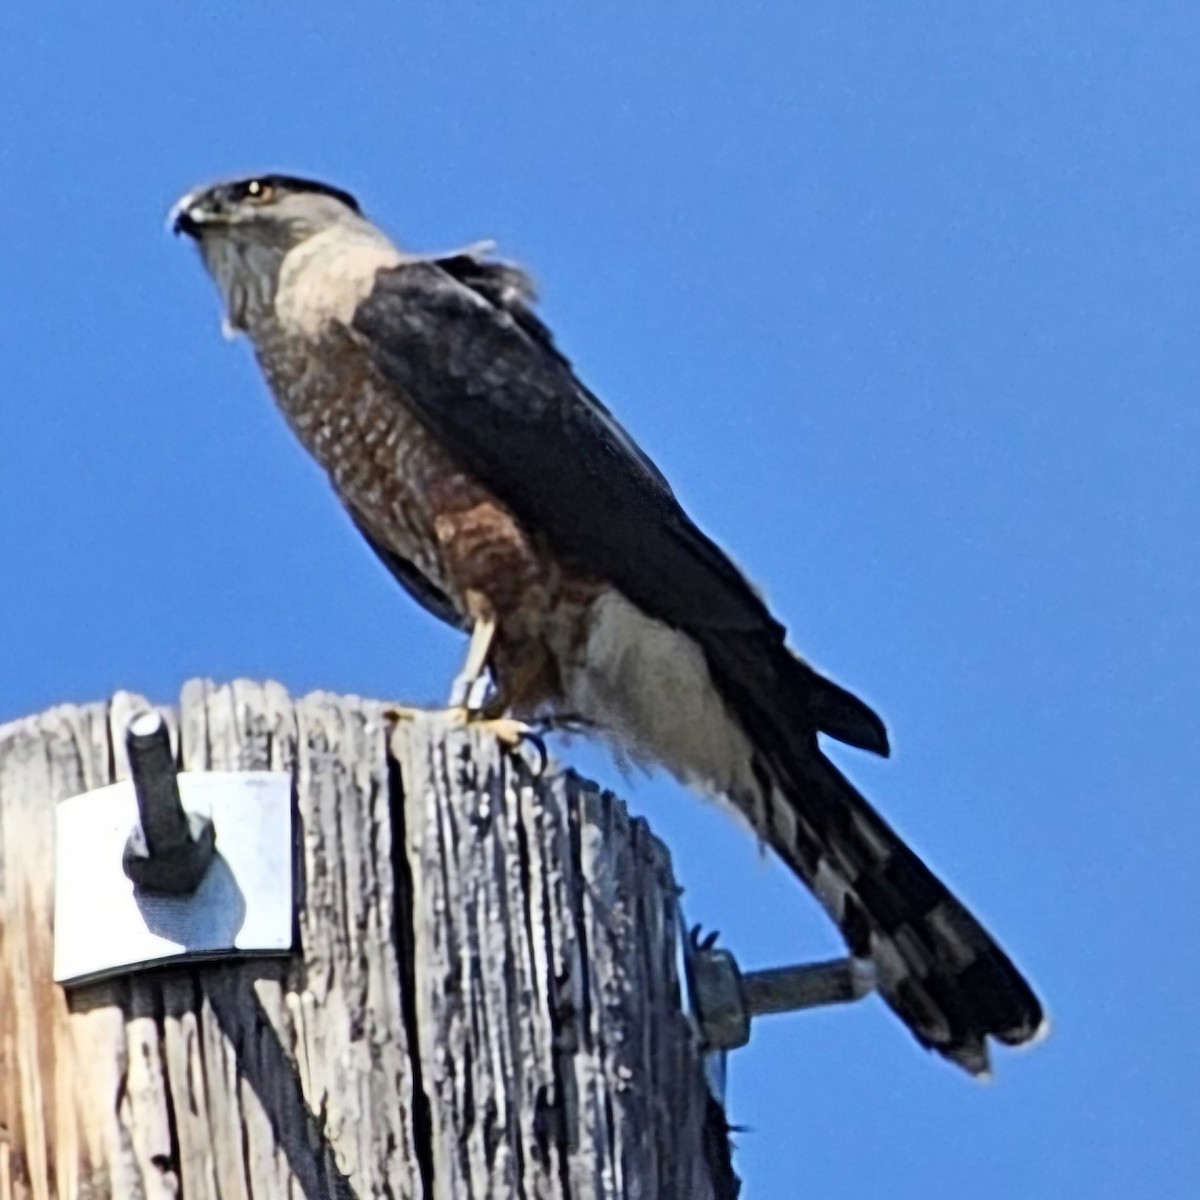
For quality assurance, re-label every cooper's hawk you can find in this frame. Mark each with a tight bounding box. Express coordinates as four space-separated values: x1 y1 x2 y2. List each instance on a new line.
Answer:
172 173 1045 1075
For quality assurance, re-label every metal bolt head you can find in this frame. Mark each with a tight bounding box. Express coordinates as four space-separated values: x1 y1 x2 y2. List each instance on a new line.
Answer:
692 947 751 1051
122 810 217 893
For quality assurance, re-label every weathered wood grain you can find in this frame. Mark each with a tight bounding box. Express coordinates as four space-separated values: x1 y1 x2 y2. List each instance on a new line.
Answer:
0 683 735 1199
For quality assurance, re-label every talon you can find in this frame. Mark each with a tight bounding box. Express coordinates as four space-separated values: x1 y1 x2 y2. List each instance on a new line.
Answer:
522 733 549 777
690 924 721 951
382 705 424 725
479 717 531 748
385 704 549 775
383 704 430 758
470 716 548 776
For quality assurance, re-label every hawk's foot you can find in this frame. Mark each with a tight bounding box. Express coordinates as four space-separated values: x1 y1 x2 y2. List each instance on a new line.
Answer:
382 704 426 724
447 707 548 773
383 695 593 772
384 704 547 774
382 703 527 741
445 706 524 745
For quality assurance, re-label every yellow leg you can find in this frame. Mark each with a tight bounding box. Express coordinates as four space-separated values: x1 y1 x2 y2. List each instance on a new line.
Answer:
383 599 549 768
448 609 498 710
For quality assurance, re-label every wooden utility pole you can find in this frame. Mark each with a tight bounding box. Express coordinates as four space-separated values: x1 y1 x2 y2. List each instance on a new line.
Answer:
0 680 737 1200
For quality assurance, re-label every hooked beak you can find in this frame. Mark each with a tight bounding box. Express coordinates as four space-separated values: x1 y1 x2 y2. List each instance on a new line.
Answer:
169 190 217 239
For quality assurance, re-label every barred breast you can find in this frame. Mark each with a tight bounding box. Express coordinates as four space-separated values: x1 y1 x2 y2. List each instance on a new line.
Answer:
248 260 565 648
253 319 460 597
243 231 604 715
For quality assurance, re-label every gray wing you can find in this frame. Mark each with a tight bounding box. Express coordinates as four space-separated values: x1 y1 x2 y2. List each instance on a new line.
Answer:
349 255 887 753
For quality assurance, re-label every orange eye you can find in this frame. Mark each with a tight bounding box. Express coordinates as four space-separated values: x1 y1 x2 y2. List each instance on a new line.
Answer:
244 179 274 202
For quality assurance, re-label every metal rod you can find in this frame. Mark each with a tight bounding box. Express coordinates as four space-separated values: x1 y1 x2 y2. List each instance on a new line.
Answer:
126 711 190 854
741 957 874 1017
122 710 216 893
688 943 876 1051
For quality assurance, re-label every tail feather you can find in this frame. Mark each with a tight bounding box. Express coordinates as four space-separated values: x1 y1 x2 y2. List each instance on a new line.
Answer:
751 745 1045 1074
706 630 1044 1074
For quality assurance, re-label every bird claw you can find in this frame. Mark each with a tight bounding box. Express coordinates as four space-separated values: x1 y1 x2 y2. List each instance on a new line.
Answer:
689 924 721 952
383 703 555 775
447 708 549 776
382 704 425 725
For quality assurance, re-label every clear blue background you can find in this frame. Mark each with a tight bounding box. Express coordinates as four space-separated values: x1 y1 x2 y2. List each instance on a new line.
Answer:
1 5 1194 1196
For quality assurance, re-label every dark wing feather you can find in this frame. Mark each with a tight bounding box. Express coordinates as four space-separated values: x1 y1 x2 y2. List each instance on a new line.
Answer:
346 503 465 630
350 256 886 751
353 258 773 632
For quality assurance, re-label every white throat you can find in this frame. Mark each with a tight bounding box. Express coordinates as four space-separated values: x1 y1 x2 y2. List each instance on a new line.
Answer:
273 224 403 337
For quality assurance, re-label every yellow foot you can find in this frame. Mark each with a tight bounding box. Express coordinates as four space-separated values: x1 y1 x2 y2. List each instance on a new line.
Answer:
452 711 530 748
384 705 547 772
448 709 547 772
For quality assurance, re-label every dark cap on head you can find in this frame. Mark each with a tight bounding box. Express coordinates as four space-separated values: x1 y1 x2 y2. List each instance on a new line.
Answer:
240 174 361 212
171 173 361 237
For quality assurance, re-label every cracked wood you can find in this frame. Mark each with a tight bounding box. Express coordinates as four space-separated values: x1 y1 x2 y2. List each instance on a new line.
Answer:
0 681 733 1199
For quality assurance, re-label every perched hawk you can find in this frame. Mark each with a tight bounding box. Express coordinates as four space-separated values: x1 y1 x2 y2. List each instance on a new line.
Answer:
172 173 1045 1074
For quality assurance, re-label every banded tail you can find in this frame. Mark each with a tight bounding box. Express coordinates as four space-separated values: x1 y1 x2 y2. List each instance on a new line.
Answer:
710 636 1046 1075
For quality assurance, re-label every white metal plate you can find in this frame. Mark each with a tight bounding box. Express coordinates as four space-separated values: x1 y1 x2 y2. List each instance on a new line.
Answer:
54 771 293 985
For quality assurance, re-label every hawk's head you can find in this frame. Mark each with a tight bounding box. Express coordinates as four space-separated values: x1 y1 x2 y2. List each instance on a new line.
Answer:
171 174 361 244
171 174 367 333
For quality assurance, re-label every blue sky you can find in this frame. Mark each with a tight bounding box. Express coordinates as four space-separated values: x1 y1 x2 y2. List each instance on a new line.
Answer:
1 4 1195 1196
